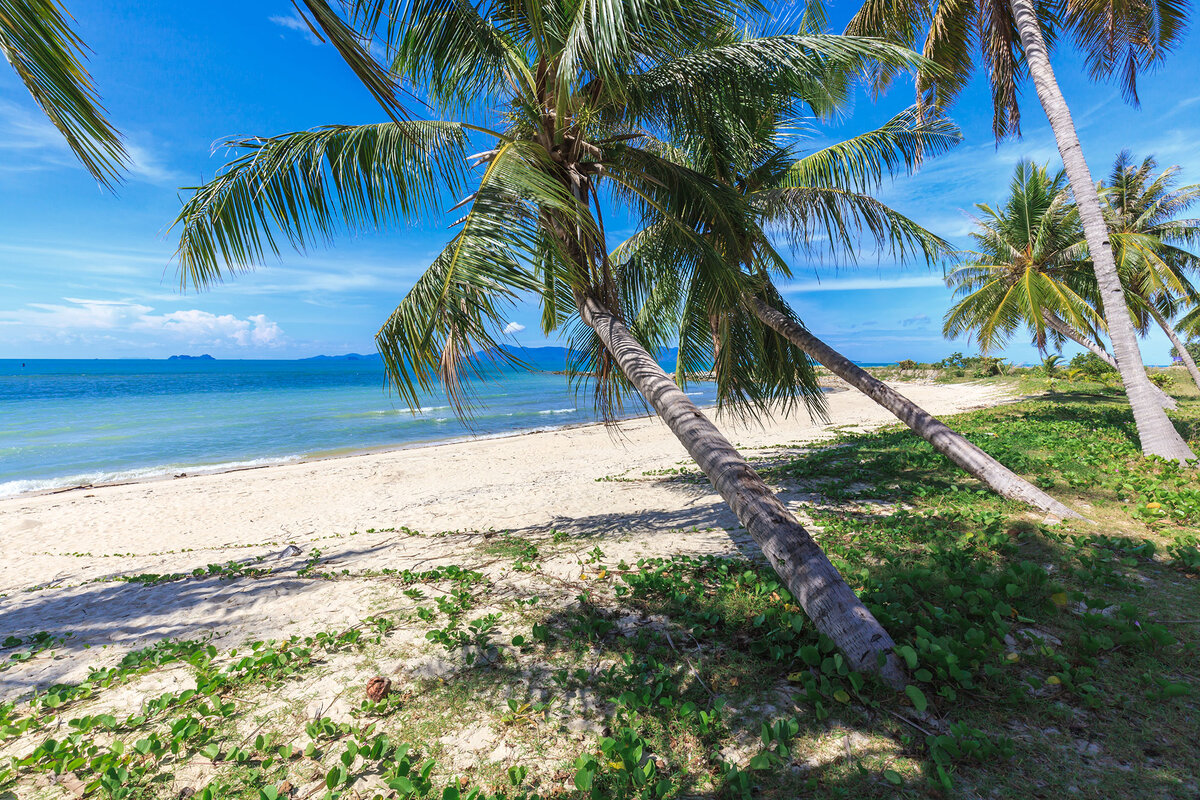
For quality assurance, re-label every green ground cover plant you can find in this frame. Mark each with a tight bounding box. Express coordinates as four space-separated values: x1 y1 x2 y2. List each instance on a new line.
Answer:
1 381 1197 799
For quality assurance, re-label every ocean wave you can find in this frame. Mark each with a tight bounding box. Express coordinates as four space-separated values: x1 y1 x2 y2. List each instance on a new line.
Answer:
0 456 301 499
537 408 577 415
337 405 450 419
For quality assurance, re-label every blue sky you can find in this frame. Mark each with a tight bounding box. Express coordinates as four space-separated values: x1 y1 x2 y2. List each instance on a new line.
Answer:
0 1 1197 363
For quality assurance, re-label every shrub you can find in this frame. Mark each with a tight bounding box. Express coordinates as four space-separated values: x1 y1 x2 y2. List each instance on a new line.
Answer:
1168 341 1200 363
1068 352 1116 378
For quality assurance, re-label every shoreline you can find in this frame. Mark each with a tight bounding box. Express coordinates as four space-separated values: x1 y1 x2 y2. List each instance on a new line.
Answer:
1 407 686 502
0 388 852 503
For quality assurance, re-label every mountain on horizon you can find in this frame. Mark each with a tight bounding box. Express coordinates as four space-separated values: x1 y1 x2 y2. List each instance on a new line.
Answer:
300 352 381 362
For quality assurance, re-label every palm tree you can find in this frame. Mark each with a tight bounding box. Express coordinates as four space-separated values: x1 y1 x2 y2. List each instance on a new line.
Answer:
1 0 127 186
1104 152 1200 392
945 160 1182 410
944 162 1102 356
617 101 1080 518
170 0 933 683
848 0 1195 461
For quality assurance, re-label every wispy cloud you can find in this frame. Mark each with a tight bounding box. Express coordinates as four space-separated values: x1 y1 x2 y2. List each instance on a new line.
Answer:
125 142 184 185
900 314 930 327
779 275 946 293
0 99 181 186
269 13 323 45
502 321 525 335
0 98 80 173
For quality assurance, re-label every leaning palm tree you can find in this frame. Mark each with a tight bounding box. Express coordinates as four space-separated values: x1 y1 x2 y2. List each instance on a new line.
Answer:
171 0 934 683
848 0 1195 461
1 0 127 186
616 99 1080 518
1104 152 1200 391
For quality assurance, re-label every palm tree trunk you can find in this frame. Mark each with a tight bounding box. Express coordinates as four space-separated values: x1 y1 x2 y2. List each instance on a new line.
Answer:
1041 308 1178 410
576 291 906 687
1040 310 1118 368
748 297 1081 519
1146 305 1200 392
1009 0 1195 462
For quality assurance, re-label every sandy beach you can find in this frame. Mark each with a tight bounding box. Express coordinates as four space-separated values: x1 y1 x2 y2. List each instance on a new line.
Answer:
0 381 1012 699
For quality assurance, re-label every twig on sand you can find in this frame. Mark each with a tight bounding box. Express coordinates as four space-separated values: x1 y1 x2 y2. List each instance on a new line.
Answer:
885 707 934 737
662 629 716 700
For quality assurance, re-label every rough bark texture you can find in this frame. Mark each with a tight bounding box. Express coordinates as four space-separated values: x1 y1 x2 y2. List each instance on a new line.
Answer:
1010 0 1195 462
749 297 1081 519
1147 305 1200 393
577 293 906 687
1040 310 1178 410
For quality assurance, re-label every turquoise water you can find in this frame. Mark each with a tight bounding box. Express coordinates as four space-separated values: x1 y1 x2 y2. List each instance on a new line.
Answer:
0 355 721 497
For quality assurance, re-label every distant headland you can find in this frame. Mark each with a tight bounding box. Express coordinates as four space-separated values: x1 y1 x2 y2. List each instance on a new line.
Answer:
300 353 381 361
167 354 215 361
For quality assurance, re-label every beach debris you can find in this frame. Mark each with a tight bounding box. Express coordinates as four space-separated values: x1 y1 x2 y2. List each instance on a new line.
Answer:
277 544 303 559
54 772 87 797
365 676 392 702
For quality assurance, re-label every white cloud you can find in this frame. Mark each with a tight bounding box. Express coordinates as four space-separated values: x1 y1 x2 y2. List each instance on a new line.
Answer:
502 321 526 335
0 298 284 348
269 13 323 45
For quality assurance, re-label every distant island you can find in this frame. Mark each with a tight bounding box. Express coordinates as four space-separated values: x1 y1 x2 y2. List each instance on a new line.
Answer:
300 353 381 361
167 354 215 361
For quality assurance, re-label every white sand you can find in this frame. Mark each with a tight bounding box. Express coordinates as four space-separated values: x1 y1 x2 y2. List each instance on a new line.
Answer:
0 382 1013 698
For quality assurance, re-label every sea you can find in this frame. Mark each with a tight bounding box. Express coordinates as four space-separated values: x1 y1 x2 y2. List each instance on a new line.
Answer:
0 351 728 498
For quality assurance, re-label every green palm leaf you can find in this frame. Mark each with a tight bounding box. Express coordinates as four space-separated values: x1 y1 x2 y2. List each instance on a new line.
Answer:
0 0 127 187
172 122 472 290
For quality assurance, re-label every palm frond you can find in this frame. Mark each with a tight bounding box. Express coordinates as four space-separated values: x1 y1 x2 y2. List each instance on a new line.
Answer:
775 106 962 195
619 33 932 135
172 121 472 290
296 0 411 118
754 184 951 264
0 0 127 187
376 139 587 414
390 0 532 114
1064 0 1190 104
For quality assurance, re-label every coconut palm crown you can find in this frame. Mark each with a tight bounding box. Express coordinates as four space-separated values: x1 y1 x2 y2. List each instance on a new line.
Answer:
172 0 925 418
171 0 940 682
1105 151 1200 325
944 161 1101 352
